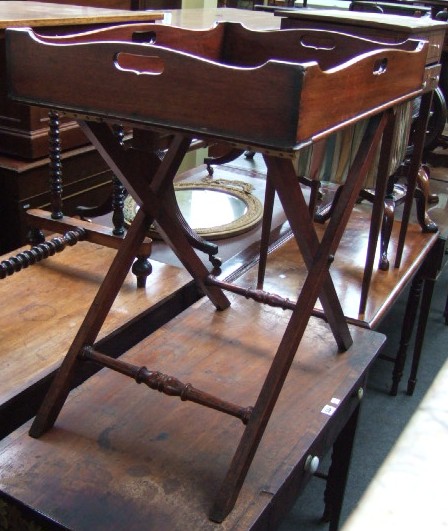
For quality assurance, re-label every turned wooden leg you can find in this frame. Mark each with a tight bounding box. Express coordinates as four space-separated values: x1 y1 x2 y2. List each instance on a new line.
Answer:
414 165 438 233
204 146 244 176
323 404 360 530
132 254 153 288
380 197 394 271
28 110 64 247
407 276 435 395
391 271 423 396
48 110 64 221
110 125 127 236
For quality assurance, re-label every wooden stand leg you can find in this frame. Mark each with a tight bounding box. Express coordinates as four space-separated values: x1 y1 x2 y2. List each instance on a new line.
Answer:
264 156 352 352
407 276 435 395
29 208 152 437
211 270 342 522
390 271 423 396
323 403 361 531
257 174 276 289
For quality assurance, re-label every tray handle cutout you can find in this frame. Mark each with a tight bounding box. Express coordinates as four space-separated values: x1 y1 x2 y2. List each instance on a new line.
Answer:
373 58 388 76
132 31 157 44
115 52 164 76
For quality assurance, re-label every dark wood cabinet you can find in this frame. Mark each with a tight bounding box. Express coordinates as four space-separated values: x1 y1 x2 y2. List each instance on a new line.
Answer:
22 0 138 9
0 1 175 253
0 36 90 160
0 146 114 254
21 0 182 11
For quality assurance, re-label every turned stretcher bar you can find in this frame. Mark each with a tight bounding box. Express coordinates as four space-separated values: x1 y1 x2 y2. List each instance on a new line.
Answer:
6 22 434 153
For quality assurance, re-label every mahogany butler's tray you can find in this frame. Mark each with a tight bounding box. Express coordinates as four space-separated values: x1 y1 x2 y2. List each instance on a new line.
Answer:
5 20 436 523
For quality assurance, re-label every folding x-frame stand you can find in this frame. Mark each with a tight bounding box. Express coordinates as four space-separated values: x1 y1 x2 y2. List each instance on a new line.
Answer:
28 109 391 521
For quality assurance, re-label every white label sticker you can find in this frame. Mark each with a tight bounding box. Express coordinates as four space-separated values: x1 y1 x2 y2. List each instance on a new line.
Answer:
321 405 336 416
330 397 341 406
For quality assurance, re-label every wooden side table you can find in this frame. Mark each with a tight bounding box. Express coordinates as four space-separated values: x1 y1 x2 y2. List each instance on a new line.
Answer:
0 302 386 530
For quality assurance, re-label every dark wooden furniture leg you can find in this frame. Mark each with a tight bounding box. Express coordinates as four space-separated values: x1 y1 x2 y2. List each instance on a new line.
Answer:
28 110 63 247
380 195 395 270
257 170 276 289
391 235 445 395
413 165 438 234
395 91 433 268
163 182 221 269
323 403 361 531
390 271 422 396
359 109 396 314
362 162 438 275
48 110 64 221
407 236 446 394
407 273 435 395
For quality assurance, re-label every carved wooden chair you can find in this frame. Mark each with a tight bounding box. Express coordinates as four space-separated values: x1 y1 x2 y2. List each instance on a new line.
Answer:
296 98 438 272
